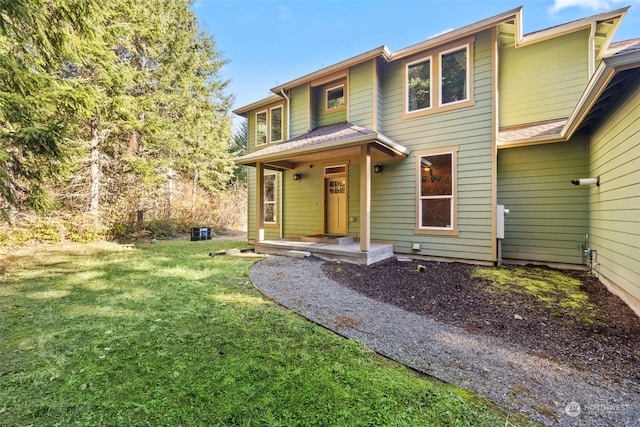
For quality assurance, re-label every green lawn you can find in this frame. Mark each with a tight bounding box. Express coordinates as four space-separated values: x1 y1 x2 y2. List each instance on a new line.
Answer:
0 239 531 426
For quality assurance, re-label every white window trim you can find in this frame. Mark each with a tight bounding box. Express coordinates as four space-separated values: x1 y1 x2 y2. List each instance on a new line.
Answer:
405 55 433 114
270 105 283 143
325 84 345 111
264 172 277 224
416 148 458 234
255 110 267 146
439 44 470 107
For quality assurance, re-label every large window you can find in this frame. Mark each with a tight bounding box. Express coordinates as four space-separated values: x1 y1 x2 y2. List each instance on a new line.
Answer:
417 149 457 232
264 173 277 224
255 105 284 146
404 41 473 117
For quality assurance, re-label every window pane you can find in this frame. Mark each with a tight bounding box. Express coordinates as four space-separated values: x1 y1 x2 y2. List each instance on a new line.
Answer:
408 59 431 111
264 203 275 223
256 111 267 145
264 173 277 223
271 107 282 142
421 198 451 228
420 153 452 196
264 174 275 202
327 85 344 110
441 48 467 104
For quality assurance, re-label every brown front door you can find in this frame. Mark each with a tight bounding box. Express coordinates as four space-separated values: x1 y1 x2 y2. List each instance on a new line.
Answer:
325 176 347 234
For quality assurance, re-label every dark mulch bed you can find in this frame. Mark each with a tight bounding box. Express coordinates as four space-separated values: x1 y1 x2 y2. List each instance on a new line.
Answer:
322 258 640 382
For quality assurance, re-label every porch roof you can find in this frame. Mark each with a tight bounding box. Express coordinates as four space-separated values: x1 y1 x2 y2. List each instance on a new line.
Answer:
236 122 411 169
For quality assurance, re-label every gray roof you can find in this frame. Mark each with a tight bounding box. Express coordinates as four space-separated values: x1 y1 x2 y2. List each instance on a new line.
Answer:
237 123 410 166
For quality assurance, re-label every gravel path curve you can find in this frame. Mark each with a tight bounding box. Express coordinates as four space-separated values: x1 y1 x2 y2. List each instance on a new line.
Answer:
250 256 640 426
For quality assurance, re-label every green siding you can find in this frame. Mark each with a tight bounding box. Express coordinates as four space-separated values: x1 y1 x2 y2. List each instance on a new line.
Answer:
589 75 640 302
497 136 589 264
247 168 282 241
349 60 374 128
312 82 347 128
499 30 589 127
377 29 495 261
290 85 309 136
282 167 324 236
348 164 360 236
246 101 288 154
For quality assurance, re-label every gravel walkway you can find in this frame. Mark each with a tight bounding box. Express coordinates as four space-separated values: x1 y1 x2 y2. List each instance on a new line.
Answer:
250 255 640 427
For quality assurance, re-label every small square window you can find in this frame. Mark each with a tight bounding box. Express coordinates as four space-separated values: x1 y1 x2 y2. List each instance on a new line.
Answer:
326 85 345 110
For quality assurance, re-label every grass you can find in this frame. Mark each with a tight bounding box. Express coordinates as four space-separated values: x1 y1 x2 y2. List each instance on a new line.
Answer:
1 239 532 426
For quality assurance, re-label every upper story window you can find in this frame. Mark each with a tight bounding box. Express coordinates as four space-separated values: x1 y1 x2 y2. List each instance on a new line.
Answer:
256 111 267 146
255 105 284 146
440 46 469 105
407 57 432 112
404 40 474 118
270 106 283 143
326 84 345 111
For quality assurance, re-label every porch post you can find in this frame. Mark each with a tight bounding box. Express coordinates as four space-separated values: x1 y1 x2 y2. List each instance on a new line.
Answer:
256 162 265 242
359 144 371 252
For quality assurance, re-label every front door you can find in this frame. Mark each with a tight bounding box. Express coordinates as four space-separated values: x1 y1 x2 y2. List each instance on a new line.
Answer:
325 176 347 234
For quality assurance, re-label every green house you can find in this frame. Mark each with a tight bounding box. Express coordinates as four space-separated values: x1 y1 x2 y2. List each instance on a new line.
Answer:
235 7 640 316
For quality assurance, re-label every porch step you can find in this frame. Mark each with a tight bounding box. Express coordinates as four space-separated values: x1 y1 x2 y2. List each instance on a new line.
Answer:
286 250 311 259
301 234 354 245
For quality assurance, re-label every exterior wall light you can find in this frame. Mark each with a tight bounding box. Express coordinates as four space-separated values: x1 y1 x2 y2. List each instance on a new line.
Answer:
571 176 600 186
293 172 302 181
374 164 384 174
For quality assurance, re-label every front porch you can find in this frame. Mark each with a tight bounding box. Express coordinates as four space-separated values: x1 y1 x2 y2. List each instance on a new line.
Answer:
256 235 395 265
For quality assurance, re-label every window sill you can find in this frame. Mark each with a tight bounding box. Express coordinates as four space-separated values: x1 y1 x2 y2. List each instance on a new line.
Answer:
403 99 475 120
414 228 459 236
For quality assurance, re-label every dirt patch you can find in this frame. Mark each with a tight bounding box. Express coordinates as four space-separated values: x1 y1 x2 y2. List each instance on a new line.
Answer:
322 259 640 381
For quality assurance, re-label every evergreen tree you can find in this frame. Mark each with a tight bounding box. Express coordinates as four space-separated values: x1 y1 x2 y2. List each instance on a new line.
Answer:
0 0 103 221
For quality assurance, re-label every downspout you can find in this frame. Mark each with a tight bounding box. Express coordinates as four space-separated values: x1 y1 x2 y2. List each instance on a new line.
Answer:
280 88 290 240
281 88 291 138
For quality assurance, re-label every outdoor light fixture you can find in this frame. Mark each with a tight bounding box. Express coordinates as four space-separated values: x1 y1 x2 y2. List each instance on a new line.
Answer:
293 172 302 181
374 163 384 174
571 176 600 186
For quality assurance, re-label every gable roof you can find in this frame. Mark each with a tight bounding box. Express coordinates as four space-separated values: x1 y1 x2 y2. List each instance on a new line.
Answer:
236 123 410 169
235 6 628 117
498 38 640 148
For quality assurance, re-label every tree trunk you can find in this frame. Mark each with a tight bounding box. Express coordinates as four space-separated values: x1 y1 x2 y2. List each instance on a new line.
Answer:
191 166 199 222
89 117 100 217
167 167 174 219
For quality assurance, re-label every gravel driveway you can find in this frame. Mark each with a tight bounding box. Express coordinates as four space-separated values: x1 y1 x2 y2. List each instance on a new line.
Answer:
250 255 640 426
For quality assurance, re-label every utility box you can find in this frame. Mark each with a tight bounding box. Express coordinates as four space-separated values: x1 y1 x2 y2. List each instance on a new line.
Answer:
496 205 510 239
191 227 212 241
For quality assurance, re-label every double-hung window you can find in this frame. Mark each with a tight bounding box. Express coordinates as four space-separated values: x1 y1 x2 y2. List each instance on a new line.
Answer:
417 148 457 233
404 40 473 117
264 172 277 224
255 105 284 146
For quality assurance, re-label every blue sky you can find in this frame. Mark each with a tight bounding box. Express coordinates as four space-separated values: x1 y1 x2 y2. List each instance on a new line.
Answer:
191 0 640 123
